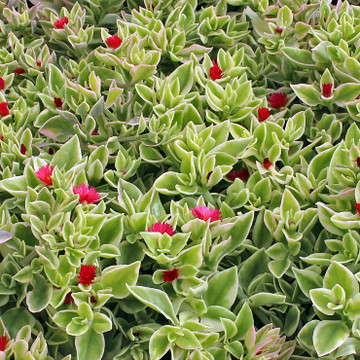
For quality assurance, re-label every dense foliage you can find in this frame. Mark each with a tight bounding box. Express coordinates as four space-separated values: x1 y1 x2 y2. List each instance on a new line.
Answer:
1 0 360 359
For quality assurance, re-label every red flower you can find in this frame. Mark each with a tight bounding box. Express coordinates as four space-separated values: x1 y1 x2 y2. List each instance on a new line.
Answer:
91 131 99 136
106 35 122 49
63 292 74 305
275 26 283 34
162 268 179 282
0 102 9 116
36 60 41 67
13 68 25 74
227 168 249 182
36 165 54 186
90 296 97 303
54 97 63 108
73 184 100 204
54 17 69 29
148 222 175 236
322 83 333 98
78 264 97 285
0 78 5 90
268 92 288 109
0 136 4 140
356 203 360 216
263 158 273 170
192 205 221 222
49 147 54 155
21 144 26 155
0 336 8 351
209 59 222 81
258 107 270 122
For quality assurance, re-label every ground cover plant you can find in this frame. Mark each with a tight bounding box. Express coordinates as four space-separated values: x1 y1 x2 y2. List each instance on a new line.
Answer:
1 0 360 359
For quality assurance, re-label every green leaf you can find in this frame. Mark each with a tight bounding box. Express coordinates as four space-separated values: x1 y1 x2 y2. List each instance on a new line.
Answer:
293 267 323 297
149 329 171 360
233 302 253 340
75 328 104 360
282 48 317 68
26 273 53 313
99 262 140 299
52 135 82 171
205 267 238 308
249 292 286 307
128 285 179 325
323 262 359 299
313 320 349 357
291 84 321 106
39 116 75 142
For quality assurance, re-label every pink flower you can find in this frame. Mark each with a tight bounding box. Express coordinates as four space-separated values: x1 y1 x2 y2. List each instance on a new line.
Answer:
0 102 9 116
162 268 179 282
210 59 222 81
268 92 288 109
0 78 5 90
263 158 272 170
54 17 69 29
13 68 25 74
54 97 63 108
106 35 122 49
192 205 221 222
78 265 97 285
20 144 26 155
227 168 249 182
356 203 360 216
73 184 100 204
258 107 270 122
322 83 333 98
36 165 54 186
0 336 8 351
148 222 175 236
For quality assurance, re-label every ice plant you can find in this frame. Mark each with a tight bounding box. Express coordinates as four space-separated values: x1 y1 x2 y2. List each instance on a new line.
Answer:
244 325 295 360
227 168 249 181
263 158 272 170
192 205 221 222
73 184 100 204
20 144 26 155
0 78 5 90
78 265 97 285
148 222 175 236
322 83 333 98
268 92 287 109
258 107 270 122
35 165 54 186
106 35 122 49
356 203 360 216
0 102 9 116
54 17 69 29
13 68 25 74
36 60 41 66
54 97 63 108
275 26 283 34
209 59 222 81
0 336 8 351
162 268 179 282
91 130 99 135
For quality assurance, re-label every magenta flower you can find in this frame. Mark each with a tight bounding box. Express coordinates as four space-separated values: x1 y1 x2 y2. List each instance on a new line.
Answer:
209 59 222 81
192 205 221 222
227 168 249 182
78 265 97 285
54 17 69 29
106 35 122 49
268 92 288 109
73 184 100 204
356 203 360 216
162 268 179 282
148 222 175 236
36 165 54 186
263 158 272 170
0 102 9 116
258 107 270 122
54 97 63 108
322 83 333 98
